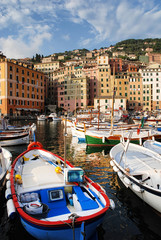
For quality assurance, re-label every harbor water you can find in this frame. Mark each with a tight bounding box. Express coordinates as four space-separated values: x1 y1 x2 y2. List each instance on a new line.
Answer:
1 120 161 240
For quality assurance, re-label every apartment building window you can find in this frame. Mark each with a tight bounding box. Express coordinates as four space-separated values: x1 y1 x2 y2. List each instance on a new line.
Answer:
22 70 24 74
16 92 19 97
101 84 103 87
10 74 12 79
27 94 29 98
27 71 29 76
157 89 160 93
32 102 34 106
101 78 103 81
0 100 2 104
32 73 34 77
10 83 12 88
16 84 18 89
10 66 12 71
22 93 24 97
101 90 103 93
16 68 19 73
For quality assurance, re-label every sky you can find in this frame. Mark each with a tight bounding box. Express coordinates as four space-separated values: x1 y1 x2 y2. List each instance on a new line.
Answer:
1 0 161 59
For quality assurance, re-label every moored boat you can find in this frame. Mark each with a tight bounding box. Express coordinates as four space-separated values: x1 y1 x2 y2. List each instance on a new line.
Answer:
7 142 113 240
110 142 161 213
0 147 12 189
143 139 161 155
37 115 47 121
0 130 30 146
85 128 161 147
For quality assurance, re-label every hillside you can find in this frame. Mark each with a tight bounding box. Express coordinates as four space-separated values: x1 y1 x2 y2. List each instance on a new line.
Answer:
113 38 161 57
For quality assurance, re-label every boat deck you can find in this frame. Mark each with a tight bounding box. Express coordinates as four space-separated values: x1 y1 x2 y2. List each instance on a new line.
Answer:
115 146 161 175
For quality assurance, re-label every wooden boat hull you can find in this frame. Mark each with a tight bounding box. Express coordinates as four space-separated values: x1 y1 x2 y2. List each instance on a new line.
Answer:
0 132 29 146
85 134 141 147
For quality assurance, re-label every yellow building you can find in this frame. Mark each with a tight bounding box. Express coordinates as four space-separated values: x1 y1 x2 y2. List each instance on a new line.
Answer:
0 58 45 116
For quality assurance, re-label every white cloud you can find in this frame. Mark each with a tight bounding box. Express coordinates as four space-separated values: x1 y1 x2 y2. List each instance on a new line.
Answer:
63 34 70 40
1 0 161 58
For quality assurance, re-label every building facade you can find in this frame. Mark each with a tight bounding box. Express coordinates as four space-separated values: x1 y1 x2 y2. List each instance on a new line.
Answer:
0 58 45 116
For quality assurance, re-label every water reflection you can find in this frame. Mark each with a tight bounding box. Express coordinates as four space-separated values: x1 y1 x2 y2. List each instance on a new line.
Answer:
2 120 161 240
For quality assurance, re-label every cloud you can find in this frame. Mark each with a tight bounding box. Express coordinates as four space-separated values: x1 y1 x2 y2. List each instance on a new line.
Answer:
63 34 70 40
63 0 161 47
1 0 161 58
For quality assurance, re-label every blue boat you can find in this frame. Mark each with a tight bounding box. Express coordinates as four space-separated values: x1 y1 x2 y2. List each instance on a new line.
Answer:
7 141 112 240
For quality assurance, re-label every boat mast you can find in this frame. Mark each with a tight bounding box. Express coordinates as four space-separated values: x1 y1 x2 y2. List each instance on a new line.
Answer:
64 112 67 168
110 62 115 134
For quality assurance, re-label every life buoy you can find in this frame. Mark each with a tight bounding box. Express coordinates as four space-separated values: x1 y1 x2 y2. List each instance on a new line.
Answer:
28 141 43 150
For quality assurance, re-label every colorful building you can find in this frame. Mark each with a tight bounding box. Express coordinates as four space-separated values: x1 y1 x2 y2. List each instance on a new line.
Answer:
0 58 45 116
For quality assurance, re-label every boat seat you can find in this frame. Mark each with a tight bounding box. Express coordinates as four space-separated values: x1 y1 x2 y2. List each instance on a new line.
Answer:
40 188 70 218
88 189 105 208
73 186 98 211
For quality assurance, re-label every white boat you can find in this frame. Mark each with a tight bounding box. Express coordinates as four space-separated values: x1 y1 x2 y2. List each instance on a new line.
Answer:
48 113 61 122
0 147 12 188
143 139 161 155
37 115 47 121
6 141 113 240
110 141 161 213
0 123 36 147
0 130 30 146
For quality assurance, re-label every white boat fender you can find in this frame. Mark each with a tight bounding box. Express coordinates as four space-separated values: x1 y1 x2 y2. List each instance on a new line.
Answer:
110 160 115 167
6 180 11 189
6 173 10 181
5 188 12 200
113 166 119 172
118 171 123 179
132 184 144 193
124 177 131 186
7 199 16 219
102 136 105 143
109 199 115 210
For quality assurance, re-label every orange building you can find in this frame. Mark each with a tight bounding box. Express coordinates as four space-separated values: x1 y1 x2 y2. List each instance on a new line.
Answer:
0 58 45 116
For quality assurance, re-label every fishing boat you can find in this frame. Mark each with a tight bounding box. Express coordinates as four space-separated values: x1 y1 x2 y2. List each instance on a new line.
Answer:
52 115 62 122
37 115 47 121
85 128 161 147
0 147 12 189
0 123 36 147
7 141 112 240
0 130 31 147
143 139 161 155
110 141 161 214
